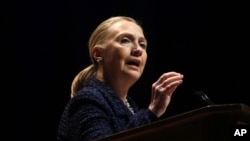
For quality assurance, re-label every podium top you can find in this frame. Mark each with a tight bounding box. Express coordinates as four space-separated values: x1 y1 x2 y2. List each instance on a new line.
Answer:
96 103 250 141
160 103 250 123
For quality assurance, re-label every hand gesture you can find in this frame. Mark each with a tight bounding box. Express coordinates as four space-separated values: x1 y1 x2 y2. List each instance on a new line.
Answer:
148 72 184 117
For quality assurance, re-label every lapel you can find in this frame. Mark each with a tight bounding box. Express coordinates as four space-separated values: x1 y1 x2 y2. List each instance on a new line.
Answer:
88 76 133 117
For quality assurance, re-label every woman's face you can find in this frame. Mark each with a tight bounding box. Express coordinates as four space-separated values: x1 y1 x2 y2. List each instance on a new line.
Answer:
102 20 147 83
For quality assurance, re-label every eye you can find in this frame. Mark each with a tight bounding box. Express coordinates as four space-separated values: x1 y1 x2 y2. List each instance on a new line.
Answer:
139 42 147 49
120 37 131 44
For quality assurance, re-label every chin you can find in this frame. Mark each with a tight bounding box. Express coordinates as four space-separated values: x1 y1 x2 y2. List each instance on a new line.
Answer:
128 72 141 80
123 68 142 80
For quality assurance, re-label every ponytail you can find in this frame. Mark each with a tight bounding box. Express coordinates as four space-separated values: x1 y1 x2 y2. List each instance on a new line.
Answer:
70 64 96 98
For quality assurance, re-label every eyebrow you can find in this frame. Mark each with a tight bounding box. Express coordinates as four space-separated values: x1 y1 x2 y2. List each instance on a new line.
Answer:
116 32 147 43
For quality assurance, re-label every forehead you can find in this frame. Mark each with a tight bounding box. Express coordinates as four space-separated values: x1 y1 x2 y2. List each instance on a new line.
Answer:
109 20 145 38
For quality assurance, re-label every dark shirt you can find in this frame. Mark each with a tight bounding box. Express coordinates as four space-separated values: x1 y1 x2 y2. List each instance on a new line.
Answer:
57 76 158 141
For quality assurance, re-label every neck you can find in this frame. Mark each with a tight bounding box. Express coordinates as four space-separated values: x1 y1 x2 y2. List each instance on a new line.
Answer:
95 69 129 102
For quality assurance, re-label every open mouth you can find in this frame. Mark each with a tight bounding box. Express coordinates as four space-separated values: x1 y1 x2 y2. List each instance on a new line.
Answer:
126 59 140 67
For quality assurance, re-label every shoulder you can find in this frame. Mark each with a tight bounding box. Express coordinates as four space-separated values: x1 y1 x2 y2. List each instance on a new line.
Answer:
62 87 110 119
70 86 106 108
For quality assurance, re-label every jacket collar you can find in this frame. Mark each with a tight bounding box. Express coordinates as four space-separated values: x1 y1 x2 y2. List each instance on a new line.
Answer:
86 76 134 117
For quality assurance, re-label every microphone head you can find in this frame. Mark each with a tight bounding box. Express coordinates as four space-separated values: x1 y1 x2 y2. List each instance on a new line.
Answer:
193 90 215 106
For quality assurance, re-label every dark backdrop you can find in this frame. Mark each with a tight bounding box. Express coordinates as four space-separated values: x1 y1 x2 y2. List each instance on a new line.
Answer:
3 0 249 140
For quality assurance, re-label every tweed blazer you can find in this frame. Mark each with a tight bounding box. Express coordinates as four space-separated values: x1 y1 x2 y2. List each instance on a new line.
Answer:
57 76 158 141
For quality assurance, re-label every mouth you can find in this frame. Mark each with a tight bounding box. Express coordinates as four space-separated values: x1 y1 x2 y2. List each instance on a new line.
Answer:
126 59 141 67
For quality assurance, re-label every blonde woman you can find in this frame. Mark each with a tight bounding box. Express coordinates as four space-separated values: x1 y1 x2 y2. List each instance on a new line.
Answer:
57 16 184 141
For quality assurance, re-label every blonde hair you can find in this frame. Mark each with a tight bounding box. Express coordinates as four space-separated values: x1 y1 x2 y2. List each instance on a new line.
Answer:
70 16 139 98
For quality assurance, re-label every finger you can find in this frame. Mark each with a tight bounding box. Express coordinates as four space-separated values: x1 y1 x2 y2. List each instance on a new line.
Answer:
167 85 178 96
159 79 183 98
152 76 182 99
151 72 183 103
155 72 183 86
152 72 181 89
158 74 183 89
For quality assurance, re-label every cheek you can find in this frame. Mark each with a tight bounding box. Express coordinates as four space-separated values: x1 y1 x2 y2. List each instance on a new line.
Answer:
142 52 148 65
105 48 128 64
114 48 130 59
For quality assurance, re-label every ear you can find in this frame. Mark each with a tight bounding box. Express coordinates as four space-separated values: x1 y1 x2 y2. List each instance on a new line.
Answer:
92 46 103 62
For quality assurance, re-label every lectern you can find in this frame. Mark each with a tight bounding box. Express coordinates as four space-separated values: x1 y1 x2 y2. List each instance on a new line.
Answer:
96 103 250 141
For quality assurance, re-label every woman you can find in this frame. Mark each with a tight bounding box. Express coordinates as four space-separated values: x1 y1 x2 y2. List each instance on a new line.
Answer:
57 16 184 141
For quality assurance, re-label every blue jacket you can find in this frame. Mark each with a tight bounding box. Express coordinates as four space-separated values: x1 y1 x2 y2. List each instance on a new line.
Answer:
57 76 158 141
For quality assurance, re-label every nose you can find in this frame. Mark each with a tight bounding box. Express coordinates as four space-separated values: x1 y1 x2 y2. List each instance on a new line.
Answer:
131 47 142 56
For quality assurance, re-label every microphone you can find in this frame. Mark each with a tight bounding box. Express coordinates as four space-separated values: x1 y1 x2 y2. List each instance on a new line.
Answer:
193 90 215 105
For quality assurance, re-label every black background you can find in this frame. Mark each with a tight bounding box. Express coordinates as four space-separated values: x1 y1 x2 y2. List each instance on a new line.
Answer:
2 0 249 140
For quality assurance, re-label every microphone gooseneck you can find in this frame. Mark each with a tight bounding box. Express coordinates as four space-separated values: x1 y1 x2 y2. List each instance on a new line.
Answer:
193 90 215 105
